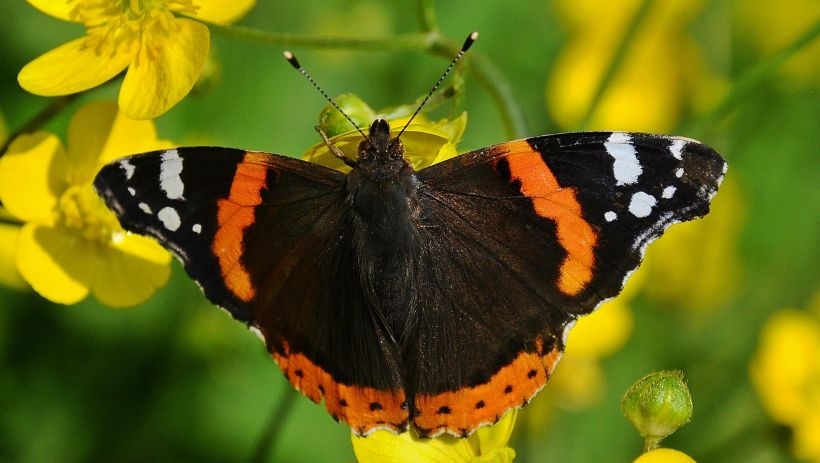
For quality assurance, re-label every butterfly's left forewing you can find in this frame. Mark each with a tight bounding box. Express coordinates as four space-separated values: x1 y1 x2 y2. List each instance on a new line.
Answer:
408 132 726 436
94 147 346 320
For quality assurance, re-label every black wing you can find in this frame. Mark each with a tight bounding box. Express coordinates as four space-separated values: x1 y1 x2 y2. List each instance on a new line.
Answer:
405 132 726 436
94 147 410 434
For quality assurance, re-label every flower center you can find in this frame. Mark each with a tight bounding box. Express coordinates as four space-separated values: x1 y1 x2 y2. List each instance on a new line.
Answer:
57 185 124 245
68 0 199 56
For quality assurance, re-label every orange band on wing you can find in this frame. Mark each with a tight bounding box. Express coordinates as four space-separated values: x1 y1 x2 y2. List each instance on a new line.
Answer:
213 154 269 301
413 337 562 437
273 343 409 435
500 141 598 295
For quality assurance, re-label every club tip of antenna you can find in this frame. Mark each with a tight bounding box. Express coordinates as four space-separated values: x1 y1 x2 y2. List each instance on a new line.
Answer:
283 50 300 68
462 31 479 51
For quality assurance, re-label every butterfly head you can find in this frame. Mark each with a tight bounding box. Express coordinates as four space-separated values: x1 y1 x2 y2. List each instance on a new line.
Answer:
356 119 408 177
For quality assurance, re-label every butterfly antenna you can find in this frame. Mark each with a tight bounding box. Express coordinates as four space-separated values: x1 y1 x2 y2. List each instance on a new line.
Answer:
283 51 370 141
394 31 479 141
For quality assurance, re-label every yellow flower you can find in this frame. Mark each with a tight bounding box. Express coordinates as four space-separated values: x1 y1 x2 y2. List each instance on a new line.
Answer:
302 94 467 171
634 448 697 463
0 101 172 307
18 0 255 119
750 292 820 462
546 0 725 131
352 410 517 463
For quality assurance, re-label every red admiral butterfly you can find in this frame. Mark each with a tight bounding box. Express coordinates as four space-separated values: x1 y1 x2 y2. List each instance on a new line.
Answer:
94 33 726 438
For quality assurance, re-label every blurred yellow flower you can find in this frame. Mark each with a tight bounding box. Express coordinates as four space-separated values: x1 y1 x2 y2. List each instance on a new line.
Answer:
546 0 725 132
750 292 820 463
734 0 819 85
0 101 173 307
18 0 255 119
634 448 696 463
352 410 516 463
643 177 743 312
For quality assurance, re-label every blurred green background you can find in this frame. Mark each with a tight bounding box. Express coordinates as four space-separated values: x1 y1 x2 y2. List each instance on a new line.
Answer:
1 0 818 462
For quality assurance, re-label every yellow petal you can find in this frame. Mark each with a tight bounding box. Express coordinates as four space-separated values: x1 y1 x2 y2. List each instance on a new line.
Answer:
26 0 74 21
475 410 517 455
16 223 93 305
64 102 119 181
633 448 696 463
352 412 516 463
119 18 209 119
90 233 171 308
565 298 634 358
794 412 820 462
0 132 66 223
0 222 28 290
302 119 461 172
96 108 172 163
750 309 820 424
64 101 169 181
352 430 476 463
18 37 134 96
193 0 256 24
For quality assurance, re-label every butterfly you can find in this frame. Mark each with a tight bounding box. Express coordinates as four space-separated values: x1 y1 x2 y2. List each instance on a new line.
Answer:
93 33 727 438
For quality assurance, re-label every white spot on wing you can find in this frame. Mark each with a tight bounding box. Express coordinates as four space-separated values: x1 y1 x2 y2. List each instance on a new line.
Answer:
605 132 642 185
669 139 686 160
675 168 684 178
562 319 577 345
127 187 136 196
249 326 266 343
160 149 185 200
628 191 657 218
119 159 135 180
138 203 152 214
192 223 202 234
158 206 181 231
662 186 677 199
604 211 617 222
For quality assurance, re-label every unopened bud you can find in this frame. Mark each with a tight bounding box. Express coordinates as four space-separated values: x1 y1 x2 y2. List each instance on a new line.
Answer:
621 370 693 450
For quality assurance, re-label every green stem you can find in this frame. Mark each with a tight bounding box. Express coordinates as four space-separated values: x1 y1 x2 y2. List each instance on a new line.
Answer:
468 51 528 139
685 20 820 137
576 0 655 131
0 94 79 158
416 0 437 32
203 20 525 140
644 436 663 452
203 19 433 51
250 387 299 463
0 214 24 226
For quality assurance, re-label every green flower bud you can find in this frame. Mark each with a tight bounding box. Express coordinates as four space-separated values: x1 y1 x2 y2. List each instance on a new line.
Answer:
319 93 376 137
621 370 693 450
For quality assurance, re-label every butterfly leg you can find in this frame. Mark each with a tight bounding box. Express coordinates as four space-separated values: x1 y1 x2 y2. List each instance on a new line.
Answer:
316 125 358 168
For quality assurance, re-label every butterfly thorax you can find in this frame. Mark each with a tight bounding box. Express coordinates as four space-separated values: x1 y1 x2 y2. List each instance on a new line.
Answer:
347 119 422 343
